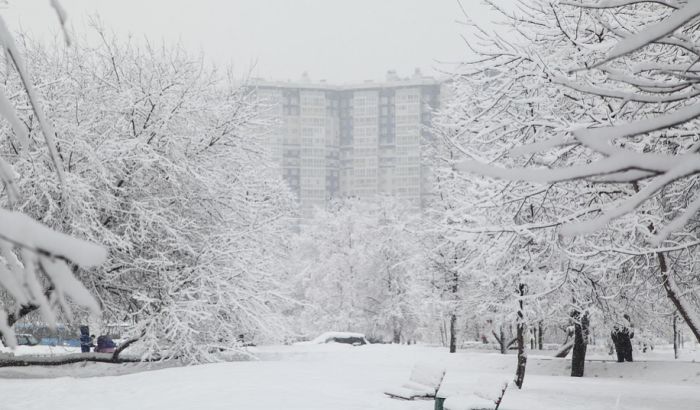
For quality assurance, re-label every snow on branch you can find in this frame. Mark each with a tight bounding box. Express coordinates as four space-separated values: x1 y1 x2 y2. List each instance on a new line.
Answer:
458 151 685 184
444 0 700 243
560 1 680 10
0 210 106 347
590 2 700 67
552 75 700 103
572 102 700 145
561 157 700 236
431 0 700 348
0 210 106 267
0 16 66 184
49 0 71 46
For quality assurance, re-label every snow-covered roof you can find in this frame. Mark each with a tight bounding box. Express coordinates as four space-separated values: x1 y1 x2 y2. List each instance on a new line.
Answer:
250 77 442 92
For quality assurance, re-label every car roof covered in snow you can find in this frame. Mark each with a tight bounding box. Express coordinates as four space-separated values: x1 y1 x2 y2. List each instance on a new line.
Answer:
311 332 368 344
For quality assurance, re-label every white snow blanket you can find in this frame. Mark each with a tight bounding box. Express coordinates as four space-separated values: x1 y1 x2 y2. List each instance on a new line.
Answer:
438 376 507 409
444 394 495 410
1 345 699 409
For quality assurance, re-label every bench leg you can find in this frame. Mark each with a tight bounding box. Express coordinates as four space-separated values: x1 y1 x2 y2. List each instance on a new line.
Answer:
434 397 445 410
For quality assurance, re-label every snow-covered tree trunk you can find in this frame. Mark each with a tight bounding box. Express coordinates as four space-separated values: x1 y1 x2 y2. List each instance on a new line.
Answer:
449 313 457 353
393 328 402 344
673 312 679 360
571 311 589 377
655 250 700 343
514 283 527 389
449 266 459 353
492 325 514 355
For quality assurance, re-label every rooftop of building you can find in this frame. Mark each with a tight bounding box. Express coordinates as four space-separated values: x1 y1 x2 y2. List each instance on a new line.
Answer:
251 69 444 91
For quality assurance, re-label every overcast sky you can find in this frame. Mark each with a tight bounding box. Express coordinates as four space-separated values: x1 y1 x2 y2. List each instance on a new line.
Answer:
2 0 505 83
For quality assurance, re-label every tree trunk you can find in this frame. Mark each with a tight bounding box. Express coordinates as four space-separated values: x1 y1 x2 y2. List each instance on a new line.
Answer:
554 340 574 358
515 334 527 388
0 353 141 367
611 330 624 363
500 326 507 354
571 311 589 377
514 283 527 389
492 326 516 354
112 334 142 362
673 312 679 360
538 321 544 350
0 288 54 341
449 313 457 353
449 266 459 353
393 328 401 344
656 250 700 343
440 319 446 347
634 183 700 344
494 381 509 410
622 330 633 362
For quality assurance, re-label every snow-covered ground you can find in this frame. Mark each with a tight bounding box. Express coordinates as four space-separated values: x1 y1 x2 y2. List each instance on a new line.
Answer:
0 344 698 410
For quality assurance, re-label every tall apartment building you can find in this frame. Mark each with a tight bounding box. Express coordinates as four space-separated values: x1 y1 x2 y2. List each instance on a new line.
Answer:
254 71 441 217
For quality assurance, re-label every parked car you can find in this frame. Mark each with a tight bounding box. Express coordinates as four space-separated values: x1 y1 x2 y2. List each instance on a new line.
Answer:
95 335 117 353
16 334 40 346
62 338 81 347
300 332 370 346
40 337 60 346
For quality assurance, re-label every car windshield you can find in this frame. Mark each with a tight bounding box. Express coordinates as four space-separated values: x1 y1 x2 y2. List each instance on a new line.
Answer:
17 335 39 345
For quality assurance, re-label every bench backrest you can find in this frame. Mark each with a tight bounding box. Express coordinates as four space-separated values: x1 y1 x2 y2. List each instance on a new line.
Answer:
409 362 446 390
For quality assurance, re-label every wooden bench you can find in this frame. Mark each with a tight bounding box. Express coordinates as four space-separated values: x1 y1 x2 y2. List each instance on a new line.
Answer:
435 380 509 410
384 362 446 400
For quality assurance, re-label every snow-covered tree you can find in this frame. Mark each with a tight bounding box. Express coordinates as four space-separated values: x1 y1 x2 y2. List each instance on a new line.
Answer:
1 26 297 362
0 3 106 348
290 197 425 342
452 0 700 344
426 0 700 381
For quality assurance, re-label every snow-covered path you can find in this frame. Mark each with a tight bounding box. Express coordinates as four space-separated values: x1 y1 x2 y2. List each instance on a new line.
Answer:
0 344 698 410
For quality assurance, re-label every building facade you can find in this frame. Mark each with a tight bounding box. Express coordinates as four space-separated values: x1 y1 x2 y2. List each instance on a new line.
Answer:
254 72 441 217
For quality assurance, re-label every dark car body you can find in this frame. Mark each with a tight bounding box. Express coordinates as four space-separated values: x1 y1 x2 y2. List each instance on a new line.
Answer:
95 335 117 353
300 332 370 346
325 335 367 345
